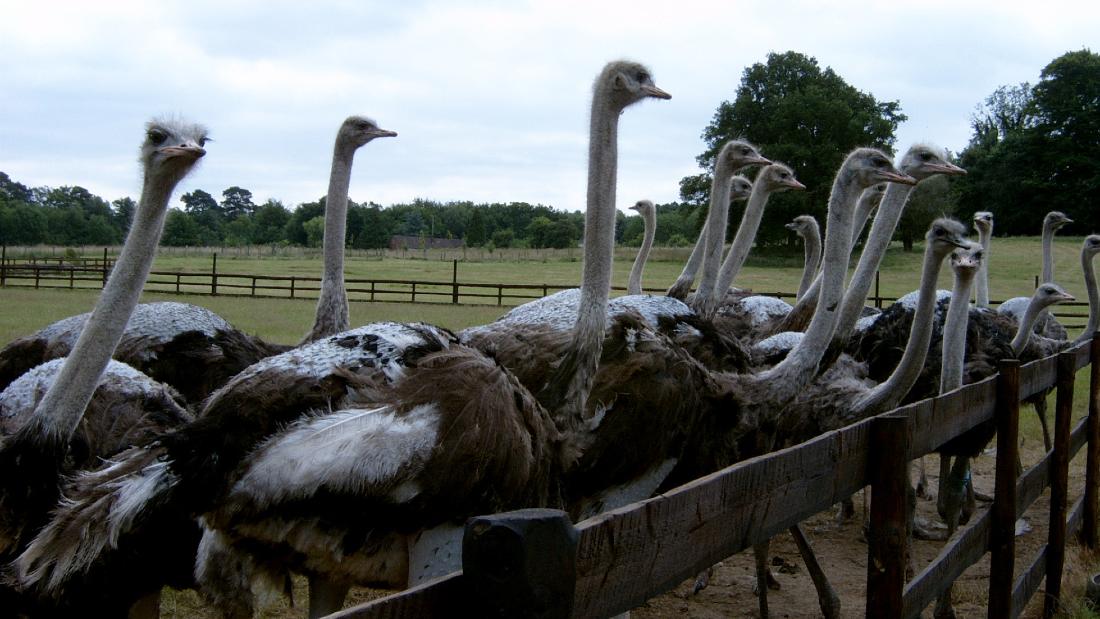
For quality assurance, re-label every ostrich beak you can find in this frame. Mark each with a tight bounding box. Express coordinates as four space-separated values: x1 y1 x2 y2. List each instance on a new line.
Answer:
785 179 807 191
785 223 798 231
373 129 398 138
928 161 967 176
642 84 672 100
161 145 206 159
879 170 918 186
1058 292 1076 303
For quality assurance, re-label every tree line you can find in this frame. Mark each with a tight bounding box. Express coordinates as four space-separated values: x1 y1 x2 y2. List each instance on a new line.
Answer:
2 49 1095 253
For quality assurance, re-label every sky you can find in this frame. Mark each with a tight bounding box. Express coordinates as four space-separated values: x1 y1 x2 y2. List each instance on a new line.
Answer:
1 0 1096 216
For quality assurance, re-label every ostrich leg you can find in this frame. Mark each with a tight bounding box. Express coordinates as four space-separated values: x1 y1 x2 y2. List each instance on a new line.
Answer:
308 576 350 618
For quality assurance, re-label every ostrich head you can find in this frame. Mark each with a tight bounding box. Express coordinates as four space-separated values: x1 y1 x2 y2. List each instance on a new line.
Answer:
948 241 984 279
628 199 655 218
847 148 918 187
785 215 817 236
862 183 887 208
715 140 771 175
928 218 971 256
1045 211 1073 231
1033 282 1076 309
1085 234 1100 258
897 143 966 182
757 163 806 193
973 211 994 235
596 60 670 109
337 116 397 150
730 175 753 201
141 118 207 187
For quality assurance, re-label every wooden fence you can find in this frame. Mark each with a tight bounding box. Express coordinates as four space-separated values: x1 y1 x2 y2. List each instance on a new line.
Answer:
327 335 1100 619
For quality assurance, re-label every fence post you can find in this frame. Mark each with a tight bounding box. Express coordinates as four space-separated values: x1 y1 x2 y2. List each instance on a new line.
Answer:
211 253 218 296
497 284 503 306
866 413 908 619
1044 350 1077 618
452 259 459 304
102 247 108 286
251 277 256 297
34 266 40 289
1 245 6 287
989 358 1021 619
370 280 375 301
463 508 577 618
176 273 181 294
411 282 417 303
69 266 74 288
289 276 295 299
1085 333 1100 549
875 270 881 309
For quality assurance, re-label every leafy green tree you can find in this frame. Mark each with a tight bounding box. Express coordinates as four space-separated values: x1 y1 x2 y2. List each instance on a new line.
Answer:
684 51 906 247
0 172 33 205
491 228 514 248
112 197 136 233
221 186 255 220
252 200 290 244
303 215 326 247
898 175 956 251
467 208 487 246
0 203 47 244
348 204 392 249
224 217 255 246
161 210 203 246
284 199 325 245
180 189 219 214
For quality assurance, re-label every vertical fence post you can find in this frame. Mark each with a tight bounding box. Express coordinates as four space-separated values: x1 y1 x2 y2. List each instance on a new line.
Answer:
989 358 1021 619
251 277 256 297
69 266 74 288
875 270 882 309
289 276 295 299
497 285 503 306
370 280 375 301
34 266 40 289
411 282 417 303
452 259 459 304
1044 350 1076 618
102 247 108 286
176 273 181 294
1 245 6 287
1084 332 1100 549
866 413 908 618
211 253 218 296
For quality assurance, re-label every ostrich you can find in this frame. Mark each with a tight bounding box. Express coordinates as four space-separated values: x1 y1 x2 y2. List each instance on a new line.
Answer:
0 118 206 614
768 144 966 339
666 174 753 300
626 199 655 295
1072 235 1100 346
972 211 993 307
851 183 886 248
302 116 397 344
786 215 821 302
17 61 673 619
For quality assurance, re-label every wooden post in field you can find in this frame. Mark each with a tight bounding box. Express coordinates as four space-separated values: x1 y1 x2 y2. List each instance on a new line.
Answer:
289 276 295 299
1044 350 1076 617
102 247 108 286
1085 333 1100 549
989 358 1021 619
452 259 459 304
1 245 6 287
866 413 908 618
463 508 577 618
874 270 881 308
211 253 218 296
411 282 417 303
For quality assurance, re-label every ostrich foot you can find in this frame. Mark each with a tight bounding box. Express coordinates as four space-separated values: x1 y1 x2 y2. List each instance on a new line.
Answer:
912 518 948 541
835 497 856 522
691 566 714 594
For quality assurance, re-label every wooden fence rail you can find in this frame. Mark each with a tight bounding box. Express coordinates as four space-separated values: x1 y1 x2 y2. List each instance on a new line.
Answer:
331 334 1100 619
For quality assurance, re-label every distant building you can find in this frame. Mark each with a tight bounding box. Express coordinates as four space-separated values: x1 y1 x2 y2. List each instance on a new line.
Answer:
388 235 465 250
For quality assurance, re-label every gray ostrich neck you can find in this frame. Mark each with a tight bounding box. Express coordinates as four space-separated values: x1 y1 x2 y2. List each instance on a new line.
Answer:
667 220 708 297
976 226 992 307
855 243 949 413
941 270 977 392
1073 251 1099 345
304 141 355 343
1011 294 1050 355
691 159 738 313
32 176 173 442
757 171 856 397
832 182 917 345
851 197 877 249
1042 220 1057 283
704 177 773 318
627 207 655 295
796 227 822 301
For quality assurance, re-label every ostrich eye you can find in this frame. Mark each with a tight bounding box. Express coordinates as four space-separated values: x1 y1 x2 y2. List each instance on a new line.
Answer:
973 251 984 261
198 137 209 147
147 129 167 145
919 152 932 161
934 228 945 236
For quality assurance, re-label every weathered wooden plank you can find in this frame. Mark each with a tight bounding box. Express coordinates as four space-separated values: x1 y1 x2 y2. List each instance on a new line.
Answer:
1019 356 1058 401
906 378 997 457
1012 545 1049 619
1085 334 1100 548
1073 339 1093 371
571 417 875 618
1044 351 1076 618
867 415 909 618
328 572 469 618
1017 451 1052 517
901 511 991 619
1070 416 1088 461
1067 495 1085 539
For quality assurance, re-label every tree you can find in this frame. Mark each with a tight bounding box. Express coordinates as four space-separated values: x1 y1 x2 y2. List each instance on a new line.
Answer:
252 200 290 244
897 175 956 251
683 51 906 247
0 202 47 244
0 172 33 206
467 208 487 246
180 189 219 214
303 215 326 247
221 186 255 220
161 210 203 246
112 197 137 232
285 199 326 245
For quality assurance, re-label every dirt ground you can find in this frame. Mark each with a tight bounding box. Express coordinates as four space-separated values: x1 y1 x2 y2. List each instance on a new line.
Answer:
162 436 1099 618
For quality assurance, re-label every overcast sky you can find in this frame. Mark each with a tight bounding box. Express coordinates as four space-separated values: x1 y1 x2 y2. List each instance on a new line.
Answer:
1 1 1095 215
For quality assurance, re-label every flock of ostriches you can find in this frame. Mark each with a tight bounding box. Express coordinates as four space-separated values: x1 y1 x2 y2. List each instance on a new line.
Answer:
0 60 1096 619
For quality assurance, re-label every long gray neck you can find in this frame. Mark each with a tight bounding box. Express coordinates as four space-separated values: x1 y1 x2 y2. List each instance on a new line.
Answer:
757 170 856 397
303 140 355 344
975 226 992 307
667 219 708 299
854 245 950 413
33 174 174 442
940 269 976 393
627 207 655 295
831 182 918 347
1042 220 1057 283
851 194 877 249
703 176 773 318
796 225 822 301
1011 294 1051 355
691 160 737 314
1073 250 1099 346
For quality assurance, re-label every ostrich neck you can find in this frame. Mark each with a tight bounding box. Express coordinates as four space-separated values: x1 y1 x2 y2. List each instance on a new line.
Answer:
976 226 992 307
940 271 976 393
1073 250 1099 345
796 227 822 301
691 160 738 314
32 175 174 442
704 179 773 318
304 141 355 343
667 220 708 298
832 183 917 346
757 171 856 397
851 198 877 250
627 208 655 295
1011 294 1051 355
1042 221 1057 283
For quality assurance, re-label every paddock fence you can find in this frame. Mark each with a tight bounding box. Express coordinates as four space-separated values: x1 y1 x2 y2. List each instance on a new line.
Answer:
327 335 1100 619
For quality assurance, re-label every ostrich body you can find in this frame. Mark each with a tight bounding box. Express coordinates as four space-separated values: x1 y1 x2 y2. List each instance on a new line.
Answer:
666 175 752 300
0 119 206 614
302 116 397 344
19 62 672 618
626 199 655 295
787 215 821 302
0 302 286 403
973 211 993 307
